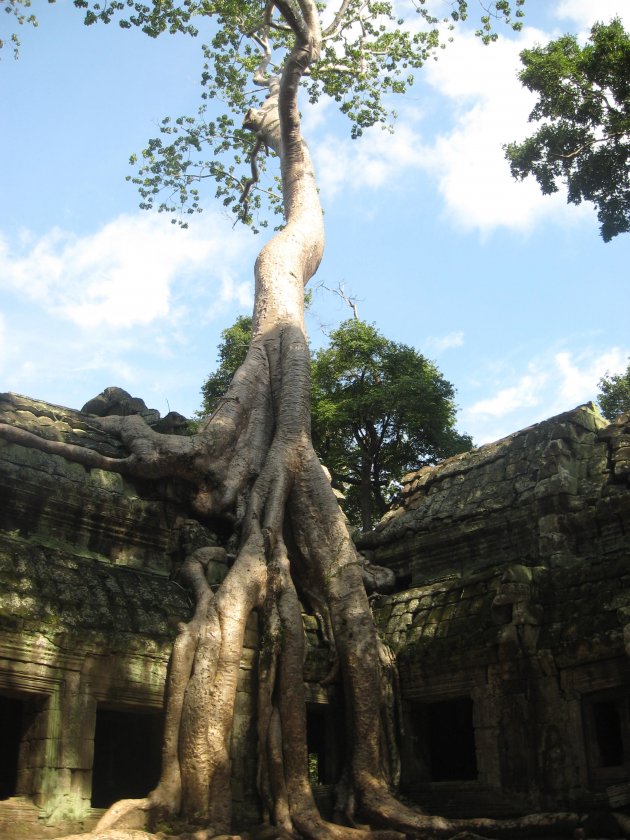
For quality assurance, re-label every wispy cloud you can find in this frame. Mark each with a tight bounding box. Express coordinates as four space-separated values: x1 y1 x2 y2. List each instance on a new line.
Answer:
0 212 256 416
461 345 630 444
417 26 594 234
425 331 465 354
0 312 6 372
466 369 548 420
311 22 597 236
314 121 424 201
0 212 253 330
554 0 630 31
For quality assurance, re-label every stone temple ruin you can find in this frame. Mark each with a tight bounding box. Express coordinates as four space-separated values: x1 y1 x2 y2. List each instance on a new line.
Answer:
0 389 629 838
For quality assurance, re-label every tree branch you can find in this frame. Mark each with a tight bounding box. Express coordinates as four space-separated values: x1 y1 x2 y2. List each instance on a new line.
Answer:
319 281 360 319
273 0 308 41
551 129 629 161
322 0 355 39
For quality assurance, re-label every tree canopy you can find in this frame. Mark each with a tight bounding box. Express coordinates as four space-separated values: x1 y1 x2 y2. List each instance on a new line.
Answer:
598 359 630 420
505 17 630 242
311 320 472 531
43 0 525 231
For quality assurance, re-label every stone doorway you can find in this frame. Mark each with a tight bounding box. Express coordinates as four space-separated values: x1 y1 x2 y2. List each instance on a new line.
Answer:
90 706 163 808
0 694 24 799
404 696 478 784
306 702 345 787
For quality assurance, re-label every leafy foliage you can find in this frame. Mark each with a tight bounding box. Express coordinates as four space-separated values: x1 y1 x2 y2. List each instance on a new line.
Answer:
311 320 472 531
0 0 54 58
505 18 630 241
598 360 630 420
49 0 527 228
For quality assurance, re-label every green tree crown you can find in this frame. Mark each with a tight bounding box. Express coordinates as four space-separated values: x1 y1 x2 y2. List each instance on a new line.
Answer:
200 315 253 415
311 319 472 530
598 359 630 420
505 17 630 241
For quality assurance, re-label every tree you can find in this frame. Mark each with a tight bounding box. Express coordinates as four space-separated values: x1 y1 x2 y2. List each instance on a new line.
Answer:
598 359 630 419
201 317 472 532
505 18 630 242
0 1 585 838
311 320 472 532
200 315 253 416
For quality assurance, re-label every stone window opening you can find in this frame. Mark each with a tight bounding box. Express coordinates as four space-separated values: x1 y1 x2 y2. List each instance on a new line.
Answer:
90 705 163 808
583 690 630 782
405 696 478 784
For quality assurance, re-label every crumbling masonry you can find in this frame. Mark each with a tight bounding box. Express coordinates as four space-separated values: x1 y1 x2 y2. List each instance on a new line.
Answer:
0 392 628 837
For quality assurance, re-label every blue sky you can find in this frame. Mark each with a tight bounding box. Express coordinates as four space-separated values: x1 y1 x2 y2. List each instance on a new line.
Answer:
1 0 628 445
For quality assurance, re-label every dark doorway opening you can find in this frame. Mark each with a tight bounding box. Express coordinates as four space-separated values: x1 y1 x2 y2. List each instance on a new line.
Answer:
306 703 344 786
592 700 623 768
91 706 162 808
409 696 478 782
0 695 24 799
582 689 630 786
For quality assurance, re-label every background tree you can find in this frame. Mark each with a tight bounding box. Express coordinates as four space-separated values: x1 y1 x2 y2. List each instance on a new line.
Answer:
0 0 584 838
598 360 630 419
505 18 630 241
311 320 472 532
200 315 253 416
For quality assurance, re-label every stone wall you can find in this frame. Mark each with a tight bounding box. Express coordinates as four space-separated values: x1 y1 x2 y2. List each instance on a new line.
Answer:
0 393 259 837
359 403 630 817
1 393 629 834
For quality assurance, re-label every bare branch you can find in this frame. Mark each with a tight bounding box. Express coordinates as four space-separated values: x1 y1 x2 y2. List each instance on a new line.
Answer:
251 25 273 88
239 136 265 220
325 63 360 75
322 0 355 39
551 130 629 161
294 0 320 43
319 281 361 319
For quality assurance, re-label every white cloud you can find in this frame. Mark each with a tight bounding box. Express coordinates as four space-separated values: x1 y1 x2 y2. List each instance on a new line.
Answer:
553 348 628 407
418 27 594 234
425 331 465 353
0 312 6 372
554 1 630 31
0 212 257 417
0 212 252 330
302 98 334 136
461 345 630 444
466 369 547 420
314 122 424 200
312 20 597 235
